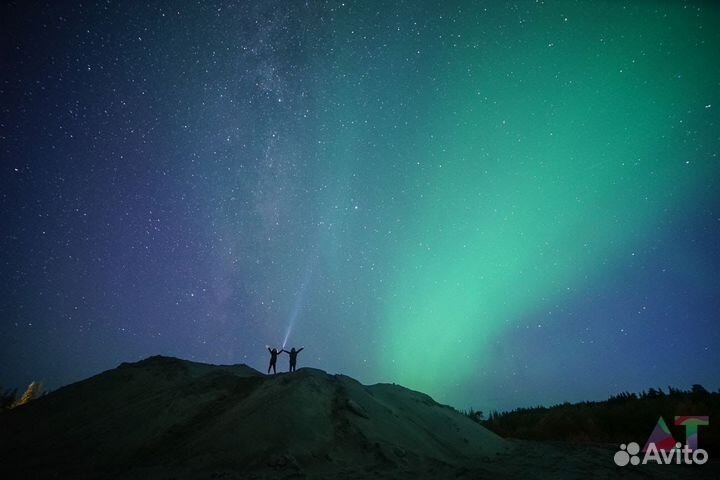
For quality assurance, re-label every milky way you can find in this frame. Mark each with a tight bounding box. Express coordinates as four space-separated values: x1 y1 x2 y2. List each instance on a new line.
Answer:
2 1 719 410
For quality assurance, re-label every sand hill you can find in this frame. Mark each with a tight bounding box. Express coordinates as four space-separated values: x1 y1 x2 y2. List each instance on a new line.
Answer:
0 356 510 478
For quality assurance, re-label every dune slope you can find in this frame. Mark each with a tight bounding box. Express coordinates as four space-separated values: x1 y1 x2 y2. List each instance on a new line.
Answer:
0 356 508 478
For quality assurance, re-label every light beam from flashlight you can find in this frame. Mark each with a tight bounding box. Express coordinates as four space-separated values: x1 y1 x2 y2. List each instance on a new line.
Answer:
282 264 314 349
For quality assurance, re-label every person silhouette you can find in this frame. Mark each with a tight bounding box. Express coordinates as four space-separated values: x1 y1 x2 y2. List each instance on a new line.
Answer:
267 347 283 374
281 347 304 372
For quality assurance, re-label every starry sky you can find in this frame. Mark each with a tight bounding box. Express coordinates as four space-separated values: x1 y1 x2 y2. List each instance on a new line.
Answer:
2 1 719 411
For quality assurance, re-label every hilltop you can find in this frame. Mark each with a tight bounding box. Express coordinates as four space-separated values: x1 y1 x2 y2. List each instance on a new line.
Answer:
3 356 719 479
0 356 507 478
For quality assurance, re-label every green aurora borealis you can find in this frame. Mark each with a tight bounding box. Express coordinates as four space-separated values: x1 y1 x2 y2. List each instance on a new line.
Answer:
2 1 719 410
319 2 720 402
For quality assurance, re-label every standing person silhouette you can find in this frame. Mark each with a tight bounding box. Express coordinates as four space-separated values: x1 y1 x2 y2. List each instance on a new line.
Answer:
266 347 283 374
281 347 304 372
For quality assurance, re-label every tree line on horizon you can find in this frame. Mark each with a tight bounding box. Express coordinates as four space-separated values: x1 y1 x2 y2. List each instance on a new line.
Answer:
464 384 719 453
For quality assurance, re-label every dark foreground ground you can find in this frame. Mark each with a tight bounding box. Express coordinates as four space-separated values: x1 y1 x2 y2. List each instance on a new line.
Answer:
10 439 718 480
156 441 719 480
2 357 718 479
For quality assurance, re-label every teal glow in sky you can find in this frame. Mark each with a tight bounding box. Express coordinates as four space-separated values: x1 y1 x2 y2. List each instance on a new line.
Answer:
2 1 719 410
319 1 720 406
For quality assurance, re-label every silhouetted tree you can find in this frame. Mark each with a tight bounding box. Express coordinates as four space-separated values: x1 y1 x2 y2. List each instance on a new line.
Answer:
691 384 709 396
1 387 18 411
479 385 720 453
464 408 484 423
668 385 681 396
12 381 43 408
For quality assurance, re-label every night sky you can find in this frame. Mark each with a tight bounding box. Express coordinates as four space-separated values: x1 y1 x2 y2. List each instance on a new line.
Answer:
2 1 719 411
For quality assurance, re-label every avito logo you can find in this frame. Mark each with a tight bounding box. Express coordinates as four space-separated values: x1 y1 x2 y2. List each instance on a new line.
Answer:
614 416 709 466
